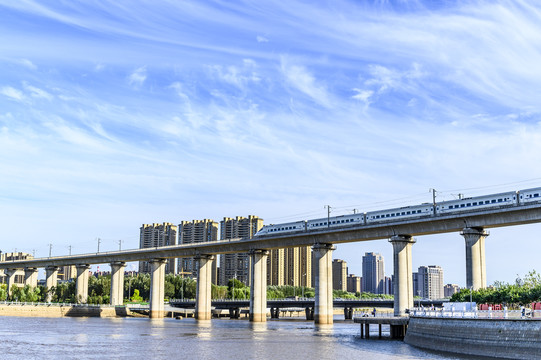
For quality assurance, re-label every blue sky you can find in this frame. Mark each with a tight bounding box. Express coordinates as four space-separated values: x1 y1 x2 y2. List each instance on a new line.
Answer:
2 0 541 286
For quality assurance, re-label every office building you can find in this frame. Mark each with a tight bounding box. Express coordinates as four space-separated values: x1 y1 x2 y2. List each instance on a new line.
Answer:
332 259 347 291
362 252 385 294
178 219 219 283
138 222 178 274
219 216 263 285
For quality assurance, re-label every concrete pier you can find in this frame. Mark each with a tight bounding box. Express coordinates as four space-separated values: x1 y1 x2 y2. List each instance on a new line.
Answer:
389 235 415 316
110 261 126 306
24 267 38 288
461 227 488 290
195 255 214 320
149 258 167 318
249 249 268 322
75 264 91 303
312 243 335 324
5 269 18 296
45 266 60 302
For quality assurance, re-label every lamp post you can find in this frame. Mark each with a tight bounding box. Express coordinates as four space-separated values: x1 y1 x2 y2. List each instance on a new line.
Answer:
302 273 306 298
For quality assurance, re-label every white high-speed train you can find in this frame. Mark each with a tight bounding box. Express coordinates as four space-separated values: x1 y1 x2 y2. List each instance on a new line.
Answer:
254 187 541 237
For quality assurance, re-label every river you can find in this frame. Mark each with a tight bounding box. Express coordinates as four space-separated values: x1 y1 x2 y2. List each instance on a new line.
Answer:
1 316 477 359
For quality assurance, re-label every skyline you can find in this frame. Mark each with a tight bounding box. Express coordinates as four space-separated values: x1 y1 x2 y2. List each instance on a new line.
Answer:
2 1 541 287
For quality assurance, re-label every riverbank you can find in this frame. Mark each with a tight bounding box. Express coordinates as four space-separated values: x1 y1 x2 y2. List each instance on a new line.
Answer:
0 303 133 317
404 316 541 359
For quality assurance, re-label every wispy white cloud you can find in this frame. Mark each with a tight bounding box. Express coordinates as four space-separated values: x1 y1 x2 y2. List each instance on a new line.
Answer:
128 66 147 87
280 57 331 108
23 83 53 100
0 86 24 101
19 58 37 70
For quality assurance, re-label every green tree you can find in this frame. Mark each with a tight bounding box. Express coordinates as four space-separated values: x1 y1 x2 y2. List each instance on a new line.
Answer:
131 289 143 302
0 284 7 301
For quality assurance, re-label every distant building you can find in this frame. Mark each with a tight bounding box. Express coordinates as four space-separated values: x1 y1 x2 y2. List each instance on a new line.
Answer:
444 283 460 298
138 223 178 274
0 252 34 287
219 216 263 286
347 274 361 293
414 265 444 300
178 219 219 283
362 252 385 294
385 276 393 295
332 259 347 291
58 265 76 281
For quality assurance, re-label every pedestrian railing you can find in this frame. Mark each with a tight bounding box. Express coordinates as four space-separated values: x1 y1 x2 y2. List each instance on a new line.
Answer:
410 308 541 319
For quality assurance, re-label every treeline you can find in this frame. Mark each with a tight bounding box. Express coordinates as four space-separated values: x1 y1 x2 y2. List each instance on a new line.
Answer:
451 270 541 306
0 273 393 304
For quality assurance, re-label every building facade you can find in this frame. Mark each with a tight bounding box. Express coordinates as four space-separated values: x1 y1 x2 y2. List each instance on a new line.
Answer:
138 222 178 274
444 283 460 298
0 252 33 287
347 274 361 293
219 216 263 286
362 252 385 294
332 259 347 291
178 219 219 283
414 265 444 300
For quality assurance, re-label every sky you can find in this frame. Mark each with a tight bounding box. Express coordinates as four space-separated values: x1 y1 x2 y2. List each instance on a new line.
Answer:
2 0 541 286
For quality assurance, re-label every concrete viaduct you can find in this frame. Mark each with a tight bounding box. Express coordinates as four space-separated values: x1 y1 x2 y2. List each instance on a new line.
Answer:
2 202 541 323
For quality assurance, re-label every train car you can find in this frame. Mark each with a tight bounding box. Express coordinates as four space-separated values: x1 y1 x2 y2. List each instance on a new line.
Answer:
306 214 364 231
437 191 517 214
254 220 306 236
365 203 433 223
519 187 541 204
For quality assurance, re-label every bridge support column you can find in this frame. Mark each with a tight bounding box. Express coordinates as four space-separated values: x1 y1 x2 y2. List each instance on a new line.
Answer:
24 267 38 288
461 227 488 290
75 264 91 304
390 235 415 316
110 261 126 306
45 266 60 302
149 258 167 318
5 269 18 297
195 255 214 320
249 249 268 322
312 243 335 324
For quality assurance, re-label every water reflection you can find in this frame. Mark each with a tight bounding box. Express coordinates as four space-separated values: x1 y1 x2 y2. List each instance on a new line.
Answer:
0 317 466 360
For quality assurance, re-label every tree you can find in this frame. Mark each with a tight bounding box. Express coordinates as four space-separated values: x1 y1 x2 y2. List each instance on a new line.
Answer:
131 289 143 302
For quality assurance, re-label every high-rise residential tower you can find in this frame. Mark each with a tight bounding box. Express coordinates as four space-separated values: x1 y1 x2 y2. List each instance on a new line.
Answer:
332 259 347 291
362 252 385 294
414 265 444 300
219 216 263 286
178 219 219 283
138 222 178 274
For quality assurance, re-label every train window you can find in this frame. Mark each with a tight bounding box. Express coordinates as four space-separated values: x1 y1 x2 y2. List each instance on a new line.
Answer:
461 204 465 207
491 200 496 203
417 210 422 213
498 199 502 202
473 202 477 206
535 194 539 197
467 203 471 206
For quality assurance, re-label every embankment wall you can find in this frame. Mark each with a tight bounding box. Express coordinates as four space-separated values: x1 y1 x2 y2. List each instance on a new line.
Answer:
404 316 541 359
0 304 130 317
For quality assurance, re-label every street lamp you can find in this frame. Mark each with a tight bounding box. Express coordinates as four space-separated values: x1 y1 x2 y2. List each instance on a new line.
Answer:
302 273 306 298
